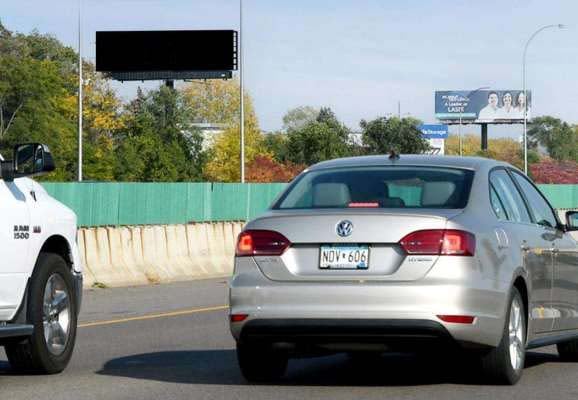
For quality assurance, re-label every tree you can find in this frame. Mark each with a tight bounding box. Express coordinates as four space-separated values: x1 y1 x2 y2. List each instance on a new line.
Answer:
530 159 578 184
115 87 205 181
360 116 429 155
282 106 319 132
0 42 76 180
0 23 126 181
285 107 352 165
527 116 578 162
203 122 267 182
445 133 480 156
446 134 528 169
246 155 305 182
263 132 289 162
181 79 257 126
186 79 265 182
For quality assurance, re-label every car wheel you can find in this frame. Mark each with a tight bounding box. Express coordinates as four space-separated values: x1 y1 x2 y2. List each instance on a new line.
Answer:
237 342 288 382
557 340 578 361
5 253 78 374
480 287 525 385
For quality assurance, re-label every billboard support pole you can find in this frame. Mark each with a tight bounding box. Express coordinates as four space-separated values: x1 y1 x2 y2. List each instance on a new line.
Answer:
458 114 462 156
481 124 488 151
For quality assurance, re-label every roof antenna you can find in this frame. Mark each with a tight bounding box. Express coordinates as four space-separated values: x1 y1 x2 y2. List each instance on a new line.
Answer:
388 150 400 160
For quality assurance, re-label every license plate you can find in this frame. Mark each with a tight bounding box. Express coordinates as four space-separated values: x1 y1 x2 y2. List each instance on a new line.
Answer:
319 245 369 270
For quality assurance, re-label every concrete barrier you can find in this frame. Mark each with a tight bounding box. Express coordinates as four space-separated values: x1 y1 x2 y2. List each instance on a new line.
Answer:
80 222 242 288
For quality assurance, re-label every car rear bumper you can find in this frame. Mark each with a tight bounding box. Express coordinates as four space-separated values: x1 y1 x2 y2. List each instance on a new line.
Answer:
229 257 509 348
237 318 491 352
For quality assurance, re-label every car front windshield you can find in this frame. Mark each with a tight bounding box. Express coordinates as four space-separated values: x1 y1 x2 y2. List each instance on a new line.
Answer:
273 166 474 210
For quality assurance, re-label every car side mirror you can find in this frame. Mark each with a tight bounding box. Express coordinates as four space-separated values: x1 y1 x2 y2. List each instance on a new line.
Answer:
4 143 55 181
566 211 578 232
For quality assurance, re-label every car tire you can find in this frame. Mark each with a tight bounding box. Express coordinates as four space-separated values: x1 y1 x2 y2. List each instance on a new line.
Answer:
5 253 78 374
480 287 525 385
237 342 288 382
557 340 578 361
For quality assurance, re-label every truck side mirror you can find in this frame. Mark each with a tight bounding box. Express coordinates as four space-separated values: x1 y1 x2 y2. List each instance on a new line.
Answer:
13 143 55 178
566 211 578 232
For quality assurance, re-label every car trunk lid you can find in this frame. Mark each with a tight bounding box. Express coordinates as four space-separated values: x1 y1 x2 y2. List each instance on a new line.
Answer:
247 209 462 282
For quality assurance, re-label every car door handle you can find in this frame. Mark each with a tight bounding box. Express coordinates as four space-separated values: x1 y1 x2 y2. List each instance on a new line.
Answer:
552 248 560 254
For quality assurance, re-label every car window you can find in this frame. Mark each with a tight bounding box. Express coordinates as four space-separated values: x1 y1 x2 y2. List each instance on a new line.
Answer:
490 184 509 221
489 169 531 223
274 166 475 210
510 171 558 229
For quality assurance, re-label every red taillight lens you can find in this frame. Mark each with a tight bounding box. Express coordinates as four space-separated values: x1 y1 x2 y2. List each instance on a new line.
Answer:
235 230 291 257
399 230 475 256
230 314 249 323
441 230 476 256
437 315 475 324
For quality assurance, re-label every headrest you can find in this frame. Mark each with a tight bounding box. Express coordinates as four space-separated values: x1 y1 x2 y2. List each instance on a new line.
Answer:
382 197 406 208
313 183 351 207
421 182 456 207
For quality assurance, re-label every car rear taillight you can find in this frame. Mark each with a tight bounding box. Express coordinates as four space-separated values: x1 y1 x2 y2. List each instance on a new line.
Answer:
235 230 291 257
399 229 475 256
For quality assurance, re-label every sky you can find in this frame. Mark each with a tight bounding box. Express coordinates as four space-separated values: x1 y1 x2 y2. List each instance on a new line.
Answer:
2 0 578 139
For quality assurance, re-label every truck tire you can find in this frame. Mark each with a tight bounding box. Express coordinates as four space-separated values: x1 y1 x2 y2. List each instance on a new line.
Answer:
237 342 288 382
5 253 78 374
480 287 525 385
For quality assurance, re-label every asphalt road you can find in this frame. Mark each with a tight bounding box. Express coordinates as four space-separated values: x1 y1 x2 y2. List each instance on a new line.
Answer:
1 278 578 400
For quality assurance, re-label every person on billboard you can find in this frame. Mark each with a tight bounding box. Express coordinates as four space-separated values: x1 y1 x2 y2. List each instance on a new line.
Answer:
514 92 531 119
497 92 514 119
477 91 500 121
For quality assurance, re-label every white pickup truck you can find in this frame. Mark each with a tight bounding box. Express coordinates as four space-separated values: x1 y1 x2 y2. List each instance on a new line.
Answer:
0 143 82 374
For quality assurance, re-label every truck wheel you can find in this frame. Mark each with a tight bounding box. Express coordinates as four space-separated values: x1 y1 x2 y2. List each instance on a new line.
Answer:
480 287 525 385
557 340 578 361
5 253 78 374
237 342 288 382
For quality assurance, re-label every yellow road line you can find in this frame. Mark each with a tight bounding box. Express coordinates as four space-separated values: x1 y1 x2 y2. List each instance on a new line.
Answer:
78 305 229 328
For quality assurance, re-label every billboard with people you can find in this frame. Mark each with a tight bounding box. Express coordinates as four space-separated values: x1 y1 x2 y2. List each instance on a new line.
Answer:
435 90 531 123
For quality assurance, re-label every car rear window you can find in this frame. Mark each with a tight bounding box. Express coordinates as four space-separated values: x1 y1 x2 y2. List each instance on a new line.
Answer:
273 166 474 210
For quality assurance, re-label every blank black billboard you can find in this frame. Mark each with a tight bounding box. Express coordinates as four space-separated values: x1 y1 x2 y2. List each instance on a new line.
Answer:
96 30 237 72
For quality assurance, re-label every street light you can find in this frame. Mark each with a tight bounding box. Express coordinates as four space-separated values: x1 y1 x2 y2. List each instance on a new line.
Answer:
458 86 489 156
78 0 83 182
239 0 245 183
522 24 564 174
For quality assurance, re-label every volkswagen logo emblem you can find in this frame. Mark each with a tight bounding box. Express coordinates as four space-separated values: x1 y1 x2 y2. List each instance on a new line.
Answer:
336 220 353 237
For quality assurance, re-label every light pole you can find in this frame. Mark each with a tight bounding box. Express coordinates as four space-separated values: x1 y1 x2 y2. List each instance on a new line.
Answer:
458 86 489 156
239 0 245 183
522 24 564 175
77 0 83 182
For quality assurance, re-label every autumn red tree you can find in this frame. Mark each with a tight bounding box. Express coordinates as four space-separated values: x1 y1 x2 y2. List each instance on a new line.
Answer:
530 159 578 184
246 155 305 183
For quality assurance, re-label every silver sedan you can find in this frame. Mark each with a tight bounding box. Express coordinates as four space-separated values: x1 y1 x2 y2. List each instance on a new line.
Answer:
229 155 578 385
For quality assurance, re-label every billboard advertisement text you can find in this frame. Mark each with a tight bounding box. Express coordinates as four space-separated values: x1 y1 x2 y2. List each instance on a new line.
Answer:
435 90 532 123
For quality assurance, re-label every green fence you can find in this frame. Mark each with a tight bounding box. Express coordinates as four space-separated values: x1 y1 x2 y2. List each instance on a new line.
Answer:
42 182 578 227
42 183 288 227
